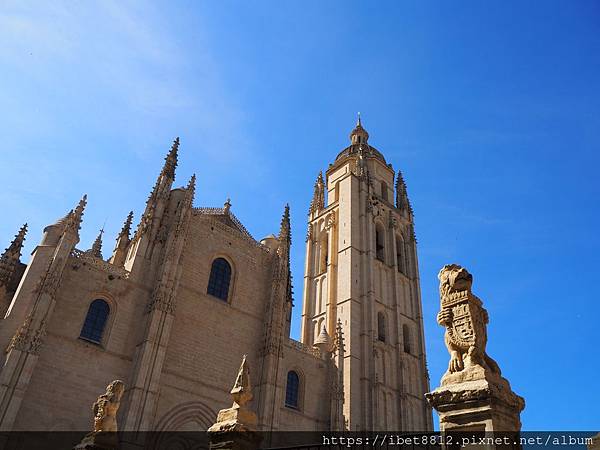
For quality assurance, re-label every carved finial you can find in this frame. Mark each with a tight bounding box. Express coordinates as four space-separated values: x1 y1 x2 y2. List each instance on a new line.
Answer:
88 228 104 259
65 195 87 236
186 174 196 206
1 223 27 262
279 204 291 245
224 197 231 215
357 111 361 127
395 170 412 214
231 354 252 407
278 204 293 304
120 211 134 239
74 195 88 221
309 171 325 215
0 223 28 286
163 137 179 180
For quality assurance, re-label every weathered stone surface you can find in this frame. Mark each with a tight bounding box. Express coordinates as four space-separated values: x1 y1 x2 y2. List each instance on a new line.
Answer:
74 380 125 450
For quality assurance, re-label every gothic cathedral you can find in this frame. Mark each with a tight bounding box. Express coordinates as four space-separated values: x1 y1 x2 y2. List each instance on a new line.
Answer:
0 119 432 432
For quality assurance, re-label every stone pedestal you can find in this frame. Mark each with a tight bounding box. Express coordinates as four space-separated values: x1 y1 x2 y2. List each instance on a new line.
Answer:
208 405 262 450
208 356 262 450
426 374 524 432
208 427 262 450
427 265 525 438
73 432 119 450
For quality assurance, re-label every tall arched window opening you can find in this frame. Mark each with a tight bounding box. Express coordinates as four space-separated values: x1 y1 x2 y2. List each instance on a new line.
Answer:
381 181 388 202
207 258 232 301
319 234 328 274
285 371 300 409
80 299 110 344
396 236 405 274
377 311 386 342
375 225 385 262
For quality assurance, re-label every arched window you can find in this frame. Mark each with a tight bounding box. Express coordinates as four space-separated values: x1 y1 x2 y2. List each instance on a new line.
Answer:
403 324 412 354
207 258 232 301
319 234 328 274
381 181 388 202
377 311 386 342
80 299 110 344
375 224 385 262
285 370 300 409
396 235 405 274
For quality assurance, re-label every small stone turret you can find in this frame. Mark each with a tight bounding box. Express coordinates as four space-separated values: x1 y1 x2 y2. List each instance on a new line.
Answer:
313 325 333 354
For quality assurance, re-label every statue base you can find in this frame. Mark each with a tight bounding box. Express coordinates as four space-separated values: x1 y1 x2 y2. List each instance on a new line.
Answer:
74 432 119 450
207 405 262 450
426 366 525 433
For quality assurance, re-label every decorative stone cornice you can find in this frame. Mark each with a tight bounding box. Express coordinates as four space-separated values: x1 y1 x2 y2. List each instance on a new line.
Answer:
71 249 129 279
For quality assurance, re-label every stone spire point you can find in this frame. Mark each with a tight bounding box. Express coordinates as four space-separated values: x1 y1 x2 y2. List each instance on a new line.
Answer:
349 114 369 145
88 227 104 259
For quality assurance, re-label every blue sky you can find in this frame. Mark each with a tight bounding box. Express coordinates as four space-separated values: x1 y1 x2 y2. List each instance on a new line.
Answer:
1 1 598 430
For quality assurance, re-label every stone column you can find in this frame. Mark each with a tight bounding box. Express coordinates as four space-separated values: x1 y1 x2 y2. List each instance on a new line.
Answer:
425 264 525 434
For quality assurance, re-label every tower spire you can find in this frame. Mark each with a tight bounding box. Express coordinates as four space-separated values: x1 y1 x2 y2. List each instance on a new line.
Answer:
0 223 27 286
136 138 180 238
309 171 325 215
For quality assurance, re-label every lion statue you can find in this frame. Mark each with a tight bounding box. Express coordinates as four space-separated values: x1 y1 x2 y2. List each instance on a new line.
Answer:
437 264 500 376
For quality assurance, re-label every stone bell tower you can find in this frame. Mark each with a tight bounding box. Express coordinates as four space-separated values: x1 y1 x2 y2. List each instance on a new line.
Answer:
300 118 433 431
